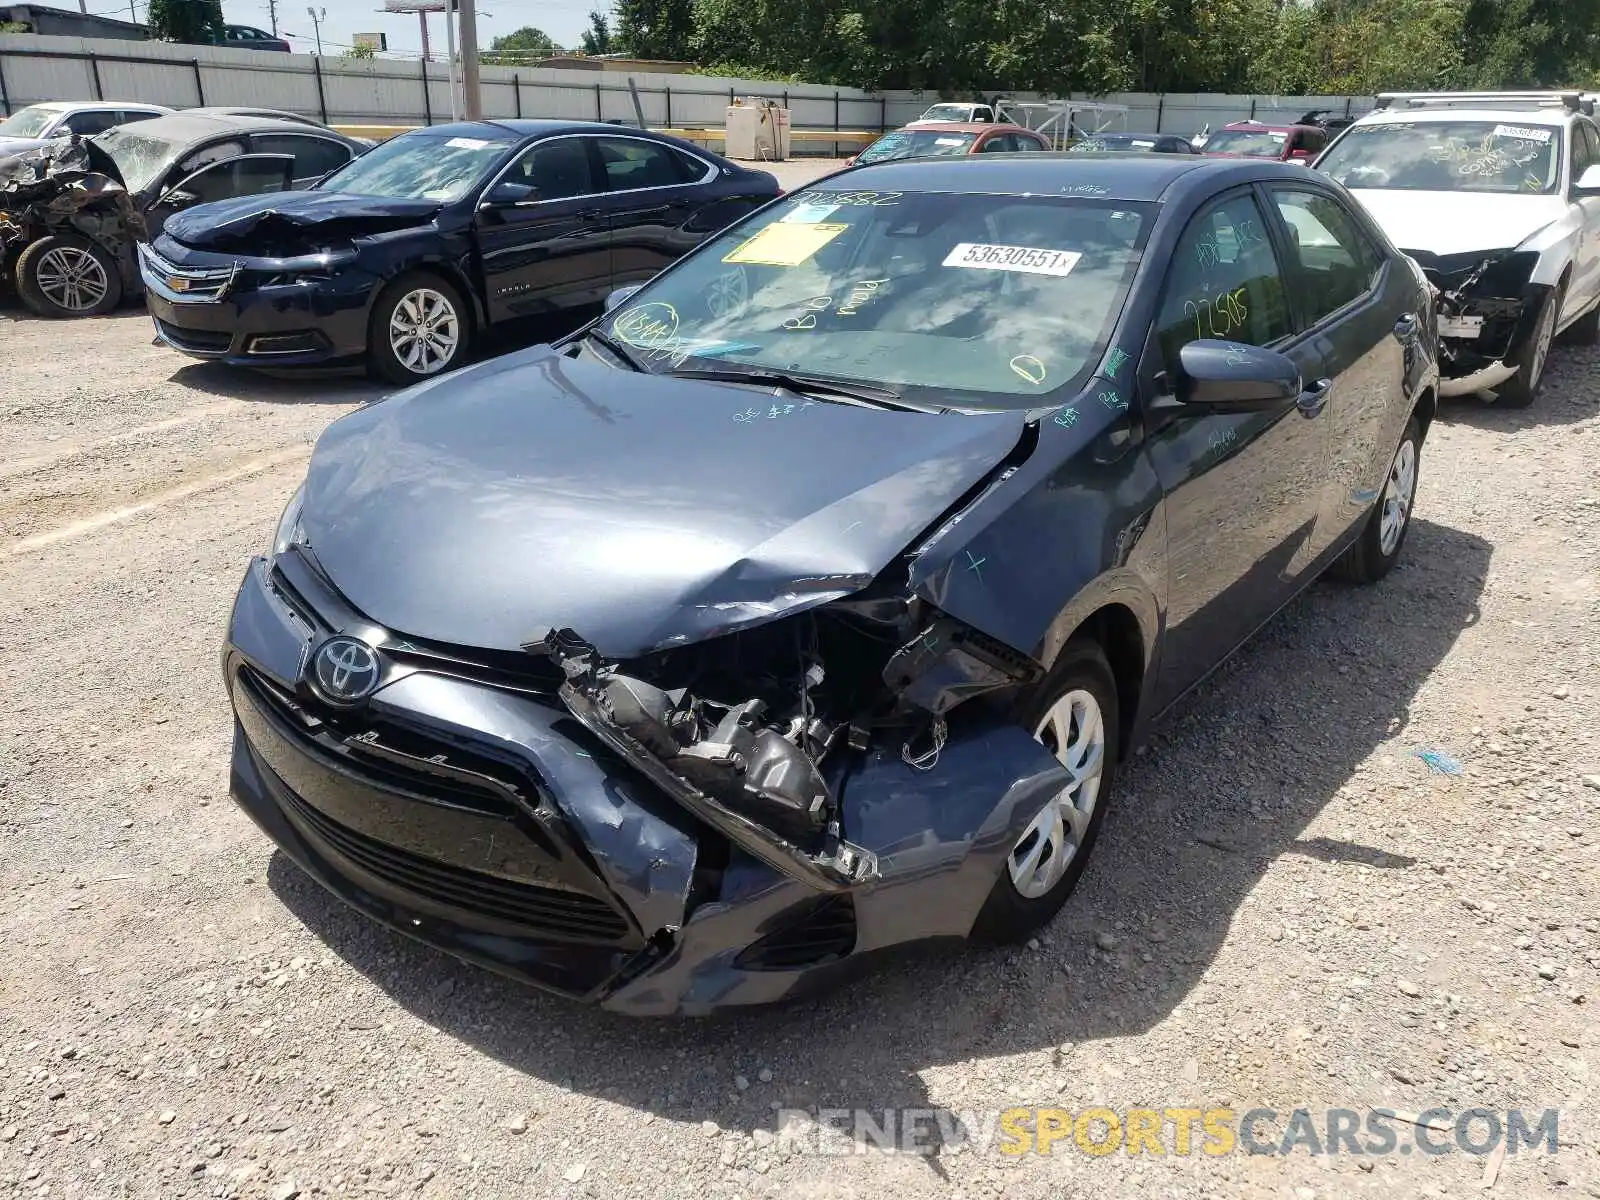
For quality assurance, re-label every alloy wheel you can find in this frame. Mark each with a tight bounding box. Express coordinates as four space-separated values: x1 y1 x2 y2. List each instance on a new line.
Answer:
35 246 109 313
1009 689 1107 899
389 287 461 376
1379 436 1417 556
1525 295 1557 393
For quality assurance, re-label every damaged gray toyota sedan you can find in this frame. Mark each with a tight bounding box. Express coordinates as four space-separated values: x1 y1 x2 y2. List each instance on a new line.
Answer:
223 153 1438 1014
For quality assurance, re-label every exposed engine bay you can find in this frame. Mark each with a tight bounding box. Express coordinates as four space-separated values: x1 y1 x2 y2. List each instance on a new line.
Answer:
0 137 143 280
1415 248 1541 375
540 593 1041 893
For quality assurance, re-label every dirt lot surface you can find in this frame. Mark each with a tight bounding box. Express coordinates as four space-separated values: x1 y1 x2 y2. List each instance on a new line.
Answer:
3 195 1600 1199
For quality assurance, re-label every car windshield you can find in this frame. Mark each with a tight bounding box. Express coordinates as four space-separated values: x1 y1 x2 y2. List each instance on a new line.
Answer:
919 105 974 122
1317 120 1562 195
858 130 978 163
1203 129 1287 157
0 106 62 139
92 127 183 192
313 131 511 201
1070 135 1161 153
599 188 1152 405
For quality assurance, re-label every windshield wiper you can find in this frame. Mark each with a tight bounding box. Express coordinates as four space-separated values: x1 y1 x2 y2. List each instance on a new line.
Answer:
584 326 646 372
665 367 940 412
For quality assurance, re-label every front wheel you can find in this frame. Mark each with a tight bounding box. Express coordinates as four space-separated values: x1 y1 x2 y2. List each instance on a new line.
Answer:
1497 285 1559 408
368 272 469 385
970 639 1119 943
15 234 122 318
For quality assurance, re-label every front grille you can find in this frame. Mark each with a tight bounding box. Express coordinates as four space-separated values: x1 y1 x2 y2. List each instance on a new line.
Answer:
155 319 232 353
140 244 237 303
734 895 857 970
238 665 526 820
277 782 633 943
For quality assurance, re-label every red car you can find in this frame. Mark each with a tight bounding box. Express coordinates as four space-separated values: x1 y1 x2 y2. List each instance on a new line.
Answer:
1200 119 1330 163
846 122 1050 166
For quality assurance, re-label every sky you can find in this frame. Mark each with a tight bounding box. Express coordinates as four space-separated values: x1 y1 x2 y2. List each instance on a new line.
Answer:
214 0 598 58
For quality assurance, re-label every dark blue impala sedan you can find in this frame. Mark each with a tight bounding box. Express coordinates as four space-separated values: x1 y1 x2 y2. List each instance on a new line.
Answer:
140 120 780 384
222 154 1439 1014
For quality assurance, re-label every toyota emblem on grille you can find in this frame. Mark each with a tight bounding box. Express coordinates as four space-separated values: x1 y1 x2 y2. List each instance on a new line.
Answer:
310 636 381 704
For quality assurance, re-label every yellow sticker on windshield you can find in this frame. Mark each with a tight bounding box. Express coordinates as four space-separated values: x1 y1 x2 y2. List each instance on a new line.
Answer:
723 222 849 267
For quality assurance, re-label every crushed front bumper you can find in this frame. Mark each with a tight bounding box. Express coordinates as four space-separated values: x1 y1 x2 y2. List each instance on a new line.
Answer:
224 553 1072 1015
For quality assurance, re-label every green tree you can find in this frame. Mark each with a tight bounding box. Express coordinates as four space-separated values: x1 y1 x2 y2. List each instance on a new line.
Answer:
145 0 225 45
616 0 695 60
0 19 30 31
580 9 613 55
342 41 377 58
483 25 560 63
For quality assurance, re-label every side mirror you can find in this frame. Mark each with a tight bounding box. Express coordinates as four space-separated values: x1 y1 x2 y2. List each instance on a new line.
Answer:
1575 164 1600 191
482 180 540 207
603 283 644 313
1176 340 1301 410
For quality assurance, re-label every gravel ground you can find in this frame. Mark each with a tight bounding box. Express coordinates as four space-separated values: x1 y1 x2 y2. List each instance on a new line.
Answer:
2 196 1599 1200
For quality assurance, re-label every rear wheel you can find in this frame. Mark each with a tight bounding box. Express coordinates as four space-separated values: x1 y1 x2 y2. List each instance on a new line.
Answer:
15 234 121 318
368 271 469 385
1497 285 1559 408
970 639 1119 943
1329 416 1420 584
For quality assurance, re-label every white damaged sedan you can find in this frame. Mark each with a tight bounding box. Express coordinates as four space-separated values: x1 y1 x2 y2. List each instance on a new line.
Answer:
1316 91 1600 407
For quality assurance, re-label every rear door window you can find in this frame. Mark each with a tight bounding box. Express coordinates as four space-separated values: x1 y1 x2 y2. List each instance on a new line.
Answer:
1269 188 1382 325
593 136 700 191
250 133 355 185
62 109 120 136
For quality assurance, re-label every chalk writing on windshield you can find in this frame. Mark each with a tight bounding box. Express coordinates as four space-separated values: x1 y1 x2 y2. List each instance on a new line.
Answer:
837 277 889 316
614 302 680 348
1009 354 1047 386
816 191 904 207
782 295 834 332
1104 348 1131 379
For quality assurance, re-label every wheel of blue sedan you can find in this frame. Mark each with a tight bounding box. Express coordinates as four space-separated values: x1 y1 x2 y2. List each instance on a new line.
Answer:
972 639 1120 942
369 272 469 385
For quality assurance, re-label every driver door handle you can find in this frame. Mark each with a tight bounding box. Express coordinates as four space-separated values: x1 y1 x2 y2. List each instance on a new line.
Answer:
1298 377 1333 417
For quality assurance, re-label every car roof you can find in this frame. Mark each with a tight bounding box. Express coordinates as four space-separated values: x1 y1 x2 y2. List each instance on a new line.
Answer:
1220 120 1308 133
830 153 1307 201
31 100 168 113
1086 131 1179 140
882 121 1035 135
101 111 354 146
1352 106 1572 127
406 119 678 142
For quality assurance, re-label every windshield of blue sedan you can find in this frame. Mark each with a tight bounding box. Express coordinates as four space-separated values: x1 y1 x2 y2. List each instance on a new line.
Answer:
858 130 978 163
603 189 1152 403
1317 120 1562 194
0 105 61 138
314 131 510 201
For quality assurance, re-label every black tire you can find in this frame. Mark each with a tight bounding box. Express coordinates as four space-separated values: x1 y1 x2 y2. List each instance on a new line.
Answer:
1496 285 1560 408
367 271 470 386
15 233 122 318
1329 416 1421 584
1563 296 1600 346
970 639 1120 944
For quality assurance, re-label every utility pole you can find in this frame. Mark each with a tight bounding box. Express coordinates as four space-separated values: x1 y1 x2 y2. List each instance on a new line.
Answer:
457 0 481 120
266 0 278 36
306 4 324 54
442 0 458 120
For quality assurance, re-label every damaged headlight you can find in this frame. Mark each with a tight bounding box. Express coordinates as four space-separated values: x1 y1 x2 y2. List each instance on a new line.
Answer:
272 484 306 557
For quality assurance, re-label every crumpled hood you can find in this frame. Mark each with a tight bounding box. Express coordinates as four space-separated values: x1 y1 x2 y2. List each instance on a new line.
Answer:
299 345 1027 658
164 190 441 248
1349 189 1567 257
